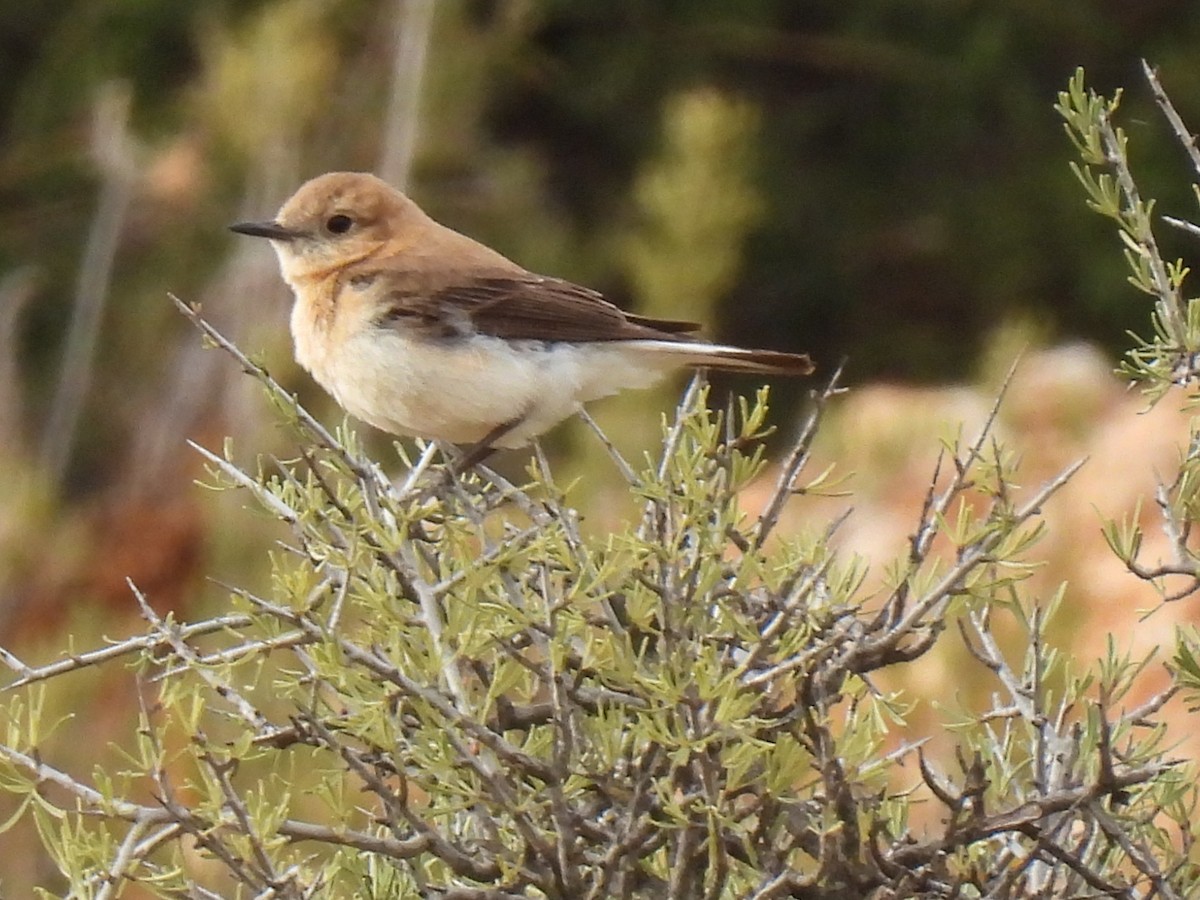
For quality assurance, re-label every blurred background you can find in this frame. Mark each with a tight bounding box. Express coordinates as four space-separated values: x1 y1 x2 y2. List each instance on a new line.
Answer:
4 0 1200 889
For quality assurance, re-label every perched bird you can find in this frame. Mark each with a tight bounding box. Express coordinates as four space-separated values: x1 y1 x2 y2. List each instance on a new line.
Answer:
231 172 813 450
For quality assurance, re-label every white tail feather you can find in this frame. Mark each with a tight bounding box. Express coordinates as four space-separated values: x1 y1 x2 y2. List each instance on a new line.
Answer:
620 340 814 376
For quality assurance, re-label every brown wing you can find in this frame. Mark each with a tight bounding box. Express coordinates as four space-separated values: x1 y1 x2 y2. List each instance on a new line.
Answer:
378 273 703 343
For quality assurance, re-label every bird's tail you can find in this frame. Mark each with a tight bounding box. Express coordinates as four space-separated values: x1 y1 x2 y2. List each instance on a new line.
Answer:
623 340 814 376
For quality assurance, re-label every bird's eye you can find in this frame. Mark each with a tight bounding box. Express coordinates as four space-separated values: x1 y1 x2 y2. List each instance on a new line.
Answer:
326 214 353 234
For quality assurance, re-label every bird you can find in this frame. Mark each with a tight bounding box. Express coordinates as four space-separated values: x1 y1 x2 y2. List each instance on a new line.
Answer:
230 172 813 452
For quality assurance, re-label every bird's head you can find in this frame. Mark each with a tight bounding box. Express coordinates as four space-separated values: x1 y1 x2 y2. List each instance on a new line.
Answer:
230 172 427 283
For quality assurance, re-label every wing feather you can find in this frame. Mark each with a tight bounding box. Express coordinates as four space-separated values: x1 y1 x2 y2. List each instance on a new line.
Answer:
378 273 703 343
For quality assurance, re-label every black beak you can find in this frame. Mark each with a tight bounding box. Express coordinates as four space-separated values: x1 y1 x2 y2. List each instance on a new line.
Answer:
229 220 299 241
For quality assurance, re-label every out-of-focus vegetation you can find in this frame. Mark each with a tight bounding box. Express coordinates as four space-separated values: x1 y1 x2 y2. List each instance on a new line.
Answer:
6 3 1200 484
6 62 1200 891
5 2 1200 893
2 0 1198 597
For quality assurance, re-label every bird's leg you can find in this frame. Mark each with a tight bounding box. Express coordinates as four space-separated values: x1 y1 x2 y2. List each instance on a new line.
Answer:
448 415 526 475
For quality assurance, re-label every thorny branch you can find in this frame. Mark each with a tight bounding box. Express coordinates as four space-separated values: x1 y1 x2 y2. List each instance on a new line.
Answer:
0 269 1197 895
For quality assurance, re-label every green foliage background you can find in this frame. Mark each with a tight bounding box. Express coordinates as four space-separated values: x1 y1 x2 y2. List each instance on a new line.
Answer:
4 4 1200 890
6 0 1200 423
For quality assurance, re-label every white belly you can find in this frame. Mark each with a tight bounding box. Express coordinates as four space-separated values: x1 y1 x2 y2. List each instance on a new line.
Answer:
298 327 669 447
